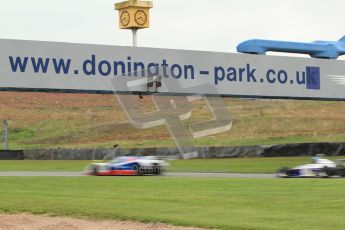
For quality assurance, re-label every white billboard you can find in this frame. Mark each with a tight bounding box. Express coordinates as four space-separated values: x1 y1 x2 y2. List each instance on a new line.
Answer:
0 39 345 100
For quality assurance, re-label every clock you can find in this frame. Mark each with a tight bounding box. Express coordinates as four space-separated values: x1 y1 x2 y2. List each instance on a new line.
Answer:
120 11 130 27
115 1 152 29
135 10 148 26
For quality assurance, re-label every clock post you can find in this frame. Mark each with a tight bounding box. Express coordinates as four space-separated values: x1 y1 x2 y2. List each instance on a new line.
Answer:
115 0 153 47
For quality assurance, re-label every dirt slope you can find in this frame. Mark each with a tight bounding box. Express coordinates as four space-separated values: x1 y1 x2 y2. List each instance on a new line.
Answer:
0 214 208 230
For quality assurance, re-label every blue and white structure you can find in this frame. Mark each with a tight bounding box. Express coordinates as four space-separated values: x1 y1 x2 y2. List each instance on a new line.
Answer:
0 37 345 100
237 36 345 59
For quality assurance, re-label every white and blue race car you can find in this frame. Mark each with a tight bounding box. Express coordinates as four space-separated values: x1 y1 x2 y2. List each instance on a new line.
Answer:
85 156 169 176
277 157 345 178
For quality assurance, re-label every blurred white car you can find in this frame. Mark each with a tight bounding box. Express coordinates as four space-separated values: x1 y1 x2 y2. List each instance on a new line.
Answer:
277 157 345 178
85 156 169 176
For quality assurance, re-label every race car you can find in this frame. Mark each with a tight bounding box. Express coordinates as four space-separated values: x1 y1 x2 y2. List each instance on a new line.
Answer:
85 156 169 176
276 157 345 178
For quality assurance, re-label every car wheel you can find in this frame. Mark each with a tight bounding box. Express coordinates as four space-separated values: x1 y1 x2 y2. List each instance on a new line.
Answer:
155 167 162 175
340 169 345 177
319 167 331 178
337 166 345 177
276 167 289 177
132 163 142 175
318 170 328 178
93 166 99 176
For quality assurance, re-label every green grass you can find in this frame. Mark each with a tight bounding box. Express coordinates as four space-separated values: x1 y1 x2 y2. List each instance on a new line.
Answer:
1 157 344 173
0 160 90 172
0 177 345 230
168 157 345 173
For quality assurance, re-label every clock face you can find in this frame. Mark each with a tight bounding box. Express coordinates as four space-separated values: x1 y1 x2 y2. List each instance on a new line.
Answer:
135 10 148 26
120 11 130 27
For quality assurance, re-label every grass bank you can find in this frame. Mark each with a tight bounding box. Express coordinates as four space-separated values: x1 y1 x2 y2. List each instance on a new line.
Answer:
1 92 345 149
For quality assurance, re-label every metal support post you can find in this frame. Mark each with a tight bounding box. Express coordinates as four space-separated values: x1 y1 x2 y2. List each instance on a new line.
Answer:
132 28 138 47
2 120 8 150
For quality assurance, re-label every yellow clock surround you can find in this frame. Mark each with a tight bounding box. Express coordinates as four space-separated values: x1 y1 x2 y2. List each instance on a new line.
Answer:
115 0 153 29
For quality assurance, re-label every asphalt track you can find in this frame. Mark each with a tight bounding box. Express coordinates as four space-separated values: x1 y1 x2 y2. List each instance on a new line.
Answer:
0 172 275 178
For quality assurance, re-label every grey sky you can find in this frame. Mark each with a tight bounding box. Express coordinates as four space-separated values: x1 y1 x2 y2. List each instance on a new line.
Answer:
0 0 344 53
